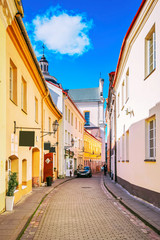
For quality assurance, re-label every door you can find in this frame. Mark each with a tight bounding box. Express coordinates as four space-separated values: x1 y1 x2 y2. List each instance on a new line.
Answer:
44 153 53 182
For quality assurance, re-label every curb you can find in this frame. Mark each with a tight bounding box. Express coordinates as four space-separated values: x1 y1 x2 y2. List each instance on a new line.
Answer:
103 178 160 236
16 177 76 240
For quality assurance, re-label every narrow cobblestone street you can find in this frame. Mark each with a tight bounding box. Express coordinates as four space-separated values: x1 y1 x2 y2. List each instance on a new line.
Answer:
20 174 160 240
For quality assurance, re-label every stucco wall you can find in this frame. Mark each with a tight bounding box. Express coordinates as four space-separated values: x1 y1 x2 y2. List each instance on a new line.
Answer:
115 0 160 194
0 18 7 213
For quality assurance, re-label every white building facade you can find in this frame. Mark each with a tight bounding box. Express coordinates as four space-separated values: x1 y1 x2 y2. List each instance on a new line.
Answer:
111 0 160 207
68 79 106 165
39 57 85 177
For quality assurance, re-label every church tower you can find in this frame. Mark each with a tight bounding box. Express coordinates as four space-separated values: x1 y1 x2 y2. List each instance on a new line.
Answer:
39 54 49 76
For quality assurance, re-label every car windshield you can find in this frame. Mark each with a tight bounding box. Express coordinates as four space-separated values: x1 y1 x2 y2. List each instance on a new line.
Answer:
84 167 90 170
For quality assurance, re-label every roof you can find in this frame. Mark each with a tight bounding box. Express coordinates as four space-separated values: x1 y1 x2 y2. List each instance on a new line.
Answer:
113 0 146 87
39 55 48 63
84 129 102 143
68 88 100 102
63 90 86 122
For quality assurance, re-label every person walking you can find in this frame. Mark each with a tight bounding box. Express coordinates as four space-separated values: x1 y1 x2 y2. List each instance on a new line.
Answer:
103 163 107 176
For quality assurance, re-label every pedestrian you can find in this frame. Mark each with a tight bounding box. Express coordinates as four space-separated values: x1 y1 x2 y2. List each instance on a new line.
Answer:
70 170 72 177
103 163 107 176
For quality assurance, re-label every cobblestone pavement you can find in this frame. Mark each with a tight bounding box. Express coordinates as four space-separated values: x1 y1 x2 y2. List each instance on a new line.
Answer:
21 174 160 240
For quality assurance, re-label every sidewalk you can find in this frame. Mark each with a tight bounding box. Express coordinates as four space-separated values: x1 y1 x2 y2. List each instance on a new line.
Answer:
0 177 75 240
103 174 160 235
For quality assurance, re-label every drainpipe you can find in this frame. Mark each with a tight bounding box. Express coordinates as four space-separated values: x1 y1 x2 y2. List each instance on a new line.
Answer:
41 89 49 183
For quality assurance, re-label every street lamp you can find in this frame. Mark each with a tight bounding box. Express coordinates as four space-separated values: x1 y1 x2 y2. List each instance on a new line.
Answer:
52 120 59 134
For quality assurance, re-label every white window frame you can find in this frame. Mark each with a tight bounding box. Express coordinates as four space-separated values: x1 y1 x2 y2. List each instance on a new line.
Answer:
149 119 156 159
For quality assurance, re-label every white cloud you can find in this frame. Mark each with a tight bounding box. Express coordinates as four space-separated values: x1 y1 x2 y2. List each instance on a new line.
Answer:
31 6 93 56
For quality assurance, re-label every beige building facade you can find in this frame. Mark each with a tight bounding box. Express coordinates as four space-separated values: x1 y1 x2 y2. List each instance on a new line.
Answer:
0 0 61 213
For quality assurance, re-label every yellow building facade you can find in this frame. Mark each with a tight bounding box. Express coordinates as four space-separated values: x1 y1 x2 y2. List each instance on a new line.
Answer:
84 129 102 172
0 0 62 213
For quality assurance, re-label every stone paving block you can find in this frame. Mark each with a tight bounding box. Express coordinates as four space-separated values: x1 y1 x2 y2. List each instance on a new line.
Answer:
20 175 160 240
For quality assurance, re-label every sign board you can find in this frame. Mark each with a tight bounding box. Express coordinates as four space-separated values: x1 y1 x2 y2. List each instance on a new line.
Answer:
19 131 35 147
49 147 56 153
44 142 51 150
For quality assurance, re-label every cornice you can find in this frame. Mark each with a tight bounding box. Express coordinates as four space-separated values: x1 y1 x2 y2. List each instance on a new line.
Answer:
0 0 13 27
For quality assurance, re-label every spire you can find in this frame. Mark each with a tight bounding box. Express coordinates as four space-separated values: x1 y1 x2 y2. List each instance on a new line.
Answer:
42 43 45 56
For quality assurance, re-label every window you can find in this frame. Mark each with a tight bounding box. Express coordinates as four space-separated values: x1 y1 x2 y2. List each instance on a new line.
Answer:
78 139 80 149
21 78 27 113
84 111 90 126
65 130 67 144
118 93 120 116
75 117 77 129
43 109 45 130
68 109 70 123
71 113 73 126
9 59 17 104
118 138 120 161
48 117 51 132
71 134 73 143
145 25 156 77
126 131 129 161
121 81 124 109
35 97 38 123
65 105 67 121
122 135 125 161
75 137 77 148
149 119 156 159
126 69 129 102
68 132 70 145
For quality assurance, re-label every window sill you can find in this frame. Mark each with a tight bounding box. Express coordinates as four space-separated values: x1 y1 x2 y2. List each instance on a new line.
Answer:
125 98 129 104
21 109 27 115
10 99 17 106
121 106 124 111
144 68 156 81
144 159 156 162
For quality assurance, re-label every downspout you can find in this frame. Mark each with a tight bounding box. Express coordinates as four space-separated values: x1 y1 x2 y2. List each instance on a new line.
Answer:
41 89 49 183
114 97 117 182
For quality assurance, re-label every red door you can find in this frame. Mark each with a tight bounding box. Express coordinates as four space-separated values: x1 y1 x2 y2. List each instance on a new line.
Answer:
44 153 53 182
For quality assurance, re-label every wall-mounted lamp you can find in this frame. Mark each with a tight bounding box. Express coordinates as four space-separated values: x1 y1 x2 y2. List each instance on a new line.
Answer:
52 120 59 134
125 108 134 117
41 120 59 138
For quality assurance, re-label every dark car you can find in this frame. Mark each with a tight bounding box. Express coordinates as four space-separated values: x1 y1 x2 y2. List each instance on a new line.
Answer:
77 166 92 178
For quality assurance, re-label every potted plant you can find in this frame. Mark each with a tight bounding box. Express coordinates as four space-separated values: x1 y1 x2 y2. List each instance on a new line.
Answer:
46 176 52 186
6 172 18 211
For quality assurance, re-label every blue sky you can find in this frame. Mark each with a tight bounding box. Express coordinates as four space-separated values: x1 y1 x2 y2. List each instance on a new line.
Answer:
22 0 142 99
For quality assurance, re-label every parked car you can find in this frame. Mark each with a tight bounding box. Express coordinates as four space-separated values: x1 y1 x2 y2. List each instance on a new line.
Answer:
77 166 92 178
